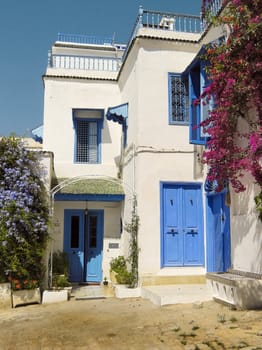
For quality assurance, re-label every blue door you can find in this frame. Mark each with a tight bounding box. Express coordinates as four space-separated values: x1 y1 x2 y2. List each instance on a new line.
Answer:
64 209 103 283
161 183 204 267
206 192 231 272
85 211 103 282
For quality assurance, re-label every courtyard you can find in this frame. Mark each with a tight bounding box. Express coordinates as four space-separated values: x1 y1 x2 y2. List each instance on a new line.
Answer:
0 297 261 349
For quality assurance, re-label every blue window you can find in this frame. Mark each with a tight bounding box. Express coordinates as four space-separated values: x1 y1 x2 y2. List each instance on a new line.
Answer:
73 109 103 163
168 73 189 124
189 62 210 145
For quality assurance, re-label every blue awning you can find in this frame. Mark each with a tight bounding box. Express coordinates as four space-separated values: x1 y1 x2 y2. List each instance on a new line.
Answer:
106 103 128 126
31 125 43 144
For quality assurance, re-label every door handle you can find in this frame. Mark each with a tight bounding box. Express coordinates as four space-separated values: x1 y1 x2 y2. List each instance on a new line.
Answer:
187 229 198 234
167 230 178 235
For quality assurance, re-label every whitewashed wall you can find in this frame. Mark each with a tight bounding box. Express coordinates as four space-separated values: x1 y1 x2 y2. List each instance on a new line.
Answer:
43 78 122 179
119 37 206 278
230 180 262 274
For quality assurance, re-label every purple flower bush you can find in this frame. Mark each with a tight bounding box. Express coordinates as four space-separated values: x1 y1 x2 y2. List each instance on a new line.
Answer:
199 0 262 202
0 137 49 288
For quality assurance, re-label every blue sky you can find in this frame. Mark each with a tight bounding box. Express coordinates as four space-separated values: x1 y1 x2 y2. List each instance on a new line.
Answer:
0 0 201 137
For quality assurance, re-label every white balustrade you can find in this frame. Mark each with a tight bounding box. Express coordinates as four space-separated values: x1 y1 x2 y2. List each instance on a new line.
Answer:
51 55 121 72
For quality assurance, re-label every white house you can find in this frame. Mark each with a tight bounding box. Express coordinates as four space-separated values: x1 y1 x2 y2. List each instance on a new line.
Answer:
42 2 261 307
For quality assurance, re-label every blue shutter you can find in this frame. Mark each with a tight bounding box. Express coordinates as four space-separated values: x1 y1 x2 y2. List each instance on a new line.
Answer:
189 63 209 145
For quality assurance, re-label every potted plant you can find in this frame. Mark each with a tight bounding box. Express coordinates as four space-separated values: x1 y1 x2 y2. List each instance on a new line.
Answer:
103 276 108 286
52 251 71 289
42 251 72 304
110 256 132 285
10 276 41 307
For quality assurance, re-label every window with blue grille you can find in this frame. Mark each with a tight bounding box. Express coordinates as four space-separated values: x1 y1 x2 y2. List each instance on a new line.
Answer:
168 73 189 124
73 109 102 163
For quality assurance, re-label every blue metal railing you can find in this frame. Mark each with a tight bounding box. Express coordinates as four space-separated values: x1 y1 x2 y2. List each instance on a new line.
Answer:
141 9 201 33
57 33 114 46
123 7 201 61
48 4 224 72
201 0 223 31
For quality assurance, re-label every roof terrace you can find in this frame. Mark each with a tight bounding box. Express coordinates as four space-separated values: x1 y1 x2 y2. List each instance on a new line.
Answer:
46 2 222 76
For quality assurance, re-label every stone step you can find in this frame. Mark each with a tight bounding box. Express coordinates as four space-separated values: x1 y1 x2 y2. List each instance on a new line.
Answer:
141 284 212 306
71 284 114 300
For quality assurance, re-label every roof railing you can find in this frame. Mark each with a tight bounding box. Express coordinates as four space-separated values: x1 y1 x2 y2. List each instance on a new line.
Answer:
123 7 201 60
57 33 114 46
201 0 223 31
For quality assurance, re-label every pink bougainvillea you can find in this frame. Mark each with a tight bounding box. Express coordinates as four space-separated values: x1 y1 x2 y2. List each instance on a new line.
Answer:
200 0 262 193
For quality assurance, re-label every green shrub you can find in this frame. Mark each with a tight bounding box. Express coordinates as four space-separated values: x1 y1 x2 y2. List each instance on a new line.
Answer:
110 256 132 285
52 251 69 276
52 274 71 288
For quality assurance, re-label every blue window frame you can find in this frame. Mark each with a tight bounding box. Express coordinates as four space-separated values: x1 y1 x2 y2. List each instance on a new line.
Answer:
73 109 103 163
168 73 189 125
189 61 210 145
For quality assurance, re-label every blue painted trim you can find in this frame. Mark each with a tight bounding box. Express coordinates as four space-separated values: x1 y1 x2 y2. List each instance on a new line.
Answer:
72 108 104 128
168 73 189 126
106 103 128 125
64 209 86 282
55 193 125 202
86 209 104 282
160 182 165 268
188 61 209 145
205 196 214 272
106 103 128 147
64 208 84 250
63 209 104 283
31 125 43 144
160 181 204 268
205 192 231 273
72 108 104 164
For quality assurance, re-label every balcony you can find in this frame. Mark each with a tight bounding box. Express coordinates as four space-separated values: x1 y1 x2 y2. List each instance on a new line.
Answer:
56 33 114 46
49 54 122 72
123 7 202 60
201 0 223 31
46 4 224 76
138 8 201 33
46 33 125 78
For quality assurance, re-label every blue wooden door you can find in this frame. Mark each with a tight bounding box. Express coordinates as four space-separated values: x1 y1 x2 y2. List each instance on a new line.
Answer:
206 192 231 272
162 183 204 267
85 211 103 283
64 209 103 283
64 210 85 282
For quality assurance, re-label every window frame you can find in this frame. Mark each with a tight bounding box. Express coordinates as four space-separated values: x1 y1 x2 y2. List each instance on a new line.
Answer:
168 72 189 125
73 109 103 164
189 61 210 145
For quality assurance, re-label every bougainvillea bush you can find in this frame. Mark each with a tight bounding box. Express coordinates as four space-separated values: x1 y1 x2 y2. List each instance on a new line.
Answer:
199 0 262 200
0 137 49 289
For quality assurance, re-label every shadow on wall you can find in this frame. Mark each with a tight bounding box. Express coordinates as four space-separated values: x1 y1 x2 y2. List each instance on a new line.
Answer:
102 119 113 144
230 179 262 274
236 278 262 309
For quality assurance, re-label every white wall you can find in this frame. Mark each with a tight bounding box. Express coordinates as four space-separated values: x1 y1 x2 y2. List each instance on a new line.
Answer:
119 37 206 278
43 78 122 179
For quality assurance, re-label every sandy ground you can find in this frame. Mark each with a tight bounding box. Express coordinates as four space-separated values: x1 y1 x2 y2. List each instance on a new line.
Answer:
0 297 261 350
